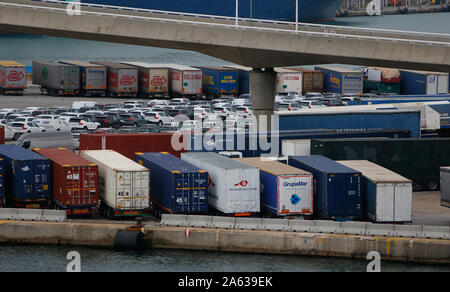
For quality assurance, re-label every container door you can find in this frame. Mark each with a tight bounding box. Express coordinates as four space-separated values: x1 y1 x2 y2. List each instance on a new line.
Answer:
64 166 82 206
131 171 150 210
437 75 449 94
86 67 106 90
149 69 169 93
374 184 394 222
278 176 313 215
337 173 362 218
174 173 190 213
118 69 138 93
80 165 98 207
6 67 26 89
393 184 412 222
116 171 133 210
427 75 438 95
183 71 202 95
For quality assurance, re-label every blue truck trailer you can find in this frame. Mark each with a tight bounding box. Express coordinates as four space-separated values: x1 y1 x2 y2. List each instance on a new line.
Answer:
315 65 363 95
135 152 208 216
399 70 449 95
288 155 362 221
223 65 250 96
353 94 450 105
196 66 238 98
188 129 412 157
0 145 51 208
0 158 4 207
278 110 421 138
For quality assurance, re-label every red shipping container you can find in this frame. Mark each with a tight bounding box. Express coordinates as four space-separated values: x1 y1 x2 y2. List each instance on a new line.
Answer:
79 133 187 160
0 126 4 144
33 147 99 216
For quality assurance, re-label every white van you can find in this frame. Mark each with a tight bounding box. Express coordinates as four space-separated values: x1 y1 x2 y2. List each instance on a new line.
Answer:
16 131 75 151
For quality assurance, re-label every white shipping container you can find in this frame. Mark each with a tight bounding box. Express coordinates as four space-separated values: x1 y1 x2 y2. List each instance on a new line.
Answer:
275 68 303 94
337 160 412 223
0 61 27 90
234 158 313 216
181 152 260 215
80 150 150 212
282 139 311 157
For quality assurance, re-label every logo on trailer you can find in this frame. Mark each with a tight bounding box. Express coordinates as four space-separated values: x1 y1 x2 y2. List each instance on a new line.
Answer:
7 71 24 82
151 76 167 87
120 75 136 86
290 194 301 205
234 180 248 187
208 175 215 187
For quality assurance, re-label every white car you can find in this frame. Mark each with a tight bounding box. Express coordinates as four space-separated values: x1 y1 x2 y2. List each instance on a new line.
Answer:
298 100 327 109
193 108 219 121
58 116 100 131
35 114 61 120
234 106 253 118
0 124 19 140
13 116 35 123
34 119 73 132
8 122 46 135
304 92 324 99
148 100 169 107
23 107 47 115
144 111 174 125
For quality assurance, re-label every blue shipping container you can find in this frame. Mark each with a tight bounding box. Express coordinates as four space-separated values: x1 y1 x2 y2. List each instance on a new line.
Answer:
354 94 450 105
315 66 363 95
288 155 362 220
278 110 421 138
399 70 449 95
188 129 412 157
0 158 4 207
135 152 208 214
223 66 250 96
197 66 238 97
0 145 51 208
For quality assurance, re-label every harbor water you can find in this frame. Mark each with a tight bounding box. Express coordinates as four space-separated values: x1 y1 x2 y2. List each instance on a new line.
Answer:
0 12 449 272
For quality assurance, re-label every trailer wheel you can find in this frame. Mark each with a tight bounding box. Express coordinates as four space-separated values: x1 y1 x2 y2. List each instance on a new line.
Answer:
106 206 115 220
413 181 424 192
427 181 439 191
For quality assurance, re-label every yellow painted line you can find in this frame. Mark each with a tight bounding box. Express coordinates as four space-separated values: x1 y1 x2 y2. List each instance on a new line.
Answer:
176 187 207 190
0 220 11 224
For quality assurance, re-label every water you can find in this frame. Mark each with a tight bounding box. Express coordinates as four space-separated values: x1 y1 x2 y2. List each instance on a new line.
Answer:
0 245 448 272
0 12 449 272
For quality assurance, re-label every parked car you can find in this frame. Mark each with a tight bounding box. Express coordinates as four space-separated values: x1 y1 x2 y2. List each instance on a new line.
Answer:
276 102 300 112
144 111 175 125
298 100 327 109
304 92 324 99
8 121 46 135
34 118 72 132
118 113 149 127
58 116 100 131
0 124 19 140
318 97 344 107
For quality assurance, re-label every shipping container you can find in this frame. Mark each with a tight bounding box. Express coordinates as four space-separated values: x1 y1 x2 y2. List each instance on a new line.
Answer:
288 156 362 220
288 67 323 94
0 126 4 145
80 133 186 160
223 65 251 96
149 64 202 97
33 148 99 216
0 145 51 208
196 66 238 97
310 138 450 191
121 62 169 98
0 61 27 95
32 62 80 96
135 152 208 215
189 129 412 158
363 67 400 94
275 68 303 94
399 70 449 95
92 61 138 97
356 94 450 106
0 158 4 207
315 66 363 95
441 167 450 208
59 60 107 96
234 158 313 217
337 160 412 223
80 150 150 218
181 152 260 216
278 109 421 138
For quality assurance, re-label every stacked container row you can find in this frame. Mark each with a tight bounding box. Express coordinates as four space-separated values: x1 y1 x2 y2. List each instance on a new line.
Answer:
441 167 450 208
234 158 313 217
33 148 99 216
0 145 52 208
181 152 260 216
337 160 412 223
0 61 27 95
288 155 362 221
80 150 150 218
135 152 208 215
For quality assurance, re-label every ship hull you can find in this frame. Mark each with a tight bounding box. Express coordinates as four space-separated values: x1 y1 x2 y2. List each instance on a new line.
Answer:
80 0 343 23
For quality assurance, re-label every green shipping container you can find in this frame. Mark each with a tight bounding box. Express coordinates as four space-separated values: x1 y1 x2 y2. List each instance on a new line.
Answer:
363 80 400 94
310 138 450 192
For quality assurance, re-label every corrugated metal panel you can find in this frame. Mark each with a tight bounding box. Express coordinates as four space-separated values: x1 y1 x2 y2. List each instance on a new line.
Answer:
441 167 450 208
135 152 208 214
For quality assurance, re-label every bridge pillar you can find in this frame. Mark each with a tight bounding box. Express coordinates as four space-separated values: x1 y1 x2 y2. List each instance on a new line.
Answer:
250 68 276 132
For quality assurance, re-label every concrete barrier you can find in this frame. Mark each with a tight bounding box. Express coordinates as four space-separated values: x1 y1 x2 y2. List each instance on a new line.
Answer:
160 214 188 227
288 219 314 232
422 226 450 240
339 221 368 235
211 216 235 229
366 223 395 237
235 218 263 230
394 225 423 238
313 220 342 234
261 218 289 231
0 208 18 220
16 209 43 221
41 210 67 222
186 215 213 228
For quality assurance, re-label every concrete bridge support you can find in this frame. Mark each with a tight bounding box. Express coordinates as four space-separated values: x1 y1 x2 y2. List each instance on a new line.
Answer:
250 68 276 132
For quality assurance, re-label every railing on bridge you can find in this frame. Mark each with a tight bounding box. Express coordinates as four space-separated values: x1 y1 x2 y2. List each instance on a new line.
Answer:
1 0 449 46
